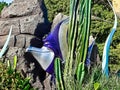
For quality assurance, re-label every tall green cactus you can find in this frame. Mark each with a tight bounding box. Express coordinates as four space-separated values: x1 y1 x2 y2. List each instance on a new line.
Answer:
54 0 91 89
54 58 64 90
64 0 91 87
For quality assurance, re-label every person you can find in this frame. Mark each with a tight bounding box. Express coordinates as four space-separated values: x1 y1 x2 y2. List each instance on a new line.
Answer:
85 35 101 73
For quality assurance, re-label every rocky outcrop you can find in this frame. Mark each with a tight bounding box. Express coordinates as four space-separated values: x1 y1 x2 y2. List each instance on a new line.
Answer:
0 0 50 48
1 0 44 18
0 0 51 90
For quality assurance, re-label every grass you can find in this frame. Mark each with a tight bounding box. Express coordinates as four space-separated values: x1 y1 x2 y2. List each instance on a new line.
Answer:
66 65 120 90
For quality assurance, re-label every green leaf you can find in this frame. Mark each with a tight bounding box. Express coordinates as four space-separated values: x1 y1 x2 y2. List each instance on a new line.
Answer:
23 84 30 90
7 60 10 68
94 82 100 90
54 58 64 90
13 55 17 70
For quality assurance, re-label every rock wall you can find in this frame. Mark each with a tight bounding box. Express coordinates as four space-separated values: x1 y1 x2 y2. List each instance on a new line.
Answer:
0 0 50 48
0 0 52 89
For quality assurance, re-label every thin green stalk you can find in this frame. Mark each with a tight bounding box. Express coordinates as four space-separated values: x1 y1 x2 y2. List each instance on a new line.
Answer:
55 58 64 90
76 0 91 84
64 0 92 88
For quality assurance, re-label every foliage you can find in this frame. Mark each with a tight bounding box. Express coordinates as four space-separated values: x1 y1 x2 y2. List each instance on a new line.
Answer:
44 0 120 89
54 58 64 90
45 0 120 89
0 56 35 90
54 0 91 89
44 0 69 21
0 0 119 89
94 82 100 90
0 1 8 13
56 65 120 90
82 66 120 90
90 3 120 71
90 3 114 43
44 0 120 70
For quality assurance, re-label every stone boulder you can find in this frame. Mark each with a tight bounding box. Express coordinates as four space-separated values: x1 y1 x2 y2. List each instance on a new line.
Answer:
1 0 44 18
0 0 50 48
51 13 68 31
0 0 51 89
0 18 20 35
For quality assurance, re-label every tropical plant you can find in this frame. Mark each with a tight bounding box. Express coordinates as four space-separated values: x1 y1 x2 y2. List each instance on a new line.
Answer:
54 0 92 89
0 56 35 90
53 0 120 89
54 58 64 90
44 0 120 71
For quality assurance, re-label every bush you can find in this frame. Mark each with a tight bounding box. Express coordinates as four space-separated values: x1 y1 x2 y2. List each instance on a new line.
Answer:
44 0 69 21
0 56 35 90
82 66 120 90
0 1 8 13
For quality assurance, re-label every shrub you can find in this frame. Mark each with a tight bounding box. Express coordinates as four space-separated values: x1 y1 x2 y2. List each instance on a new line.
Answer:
0 56 35 90
0 1 8 13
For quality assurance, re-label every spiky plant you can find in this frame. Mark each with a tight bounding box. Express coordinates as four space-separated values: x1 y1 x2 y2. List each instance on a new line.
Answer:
63 0 92 89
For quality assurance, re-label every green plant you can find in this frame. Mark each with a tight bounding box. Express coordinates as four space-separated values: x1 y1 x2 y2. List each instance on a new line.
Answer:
0 1 8 13
54 58 64 90
53 0 92 89
82 66 120 90
94 82 100 90
44 0 69 21
0 56 34 90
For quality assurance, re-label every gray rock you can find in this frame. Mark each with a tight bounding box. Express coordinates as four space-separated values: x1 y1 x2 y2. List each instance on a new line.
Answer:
0 18 20 35
15 34 26 48
13 0 26 3
0 0 52 89
0 33 33 48
0 0 50 48
6 47 23 58
15 34 34 48
0 35 7 48
8 35 15 47
0 35 15 48
24 35 34 47
20 14 44 34
51 13 68 31
1 0 43 18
